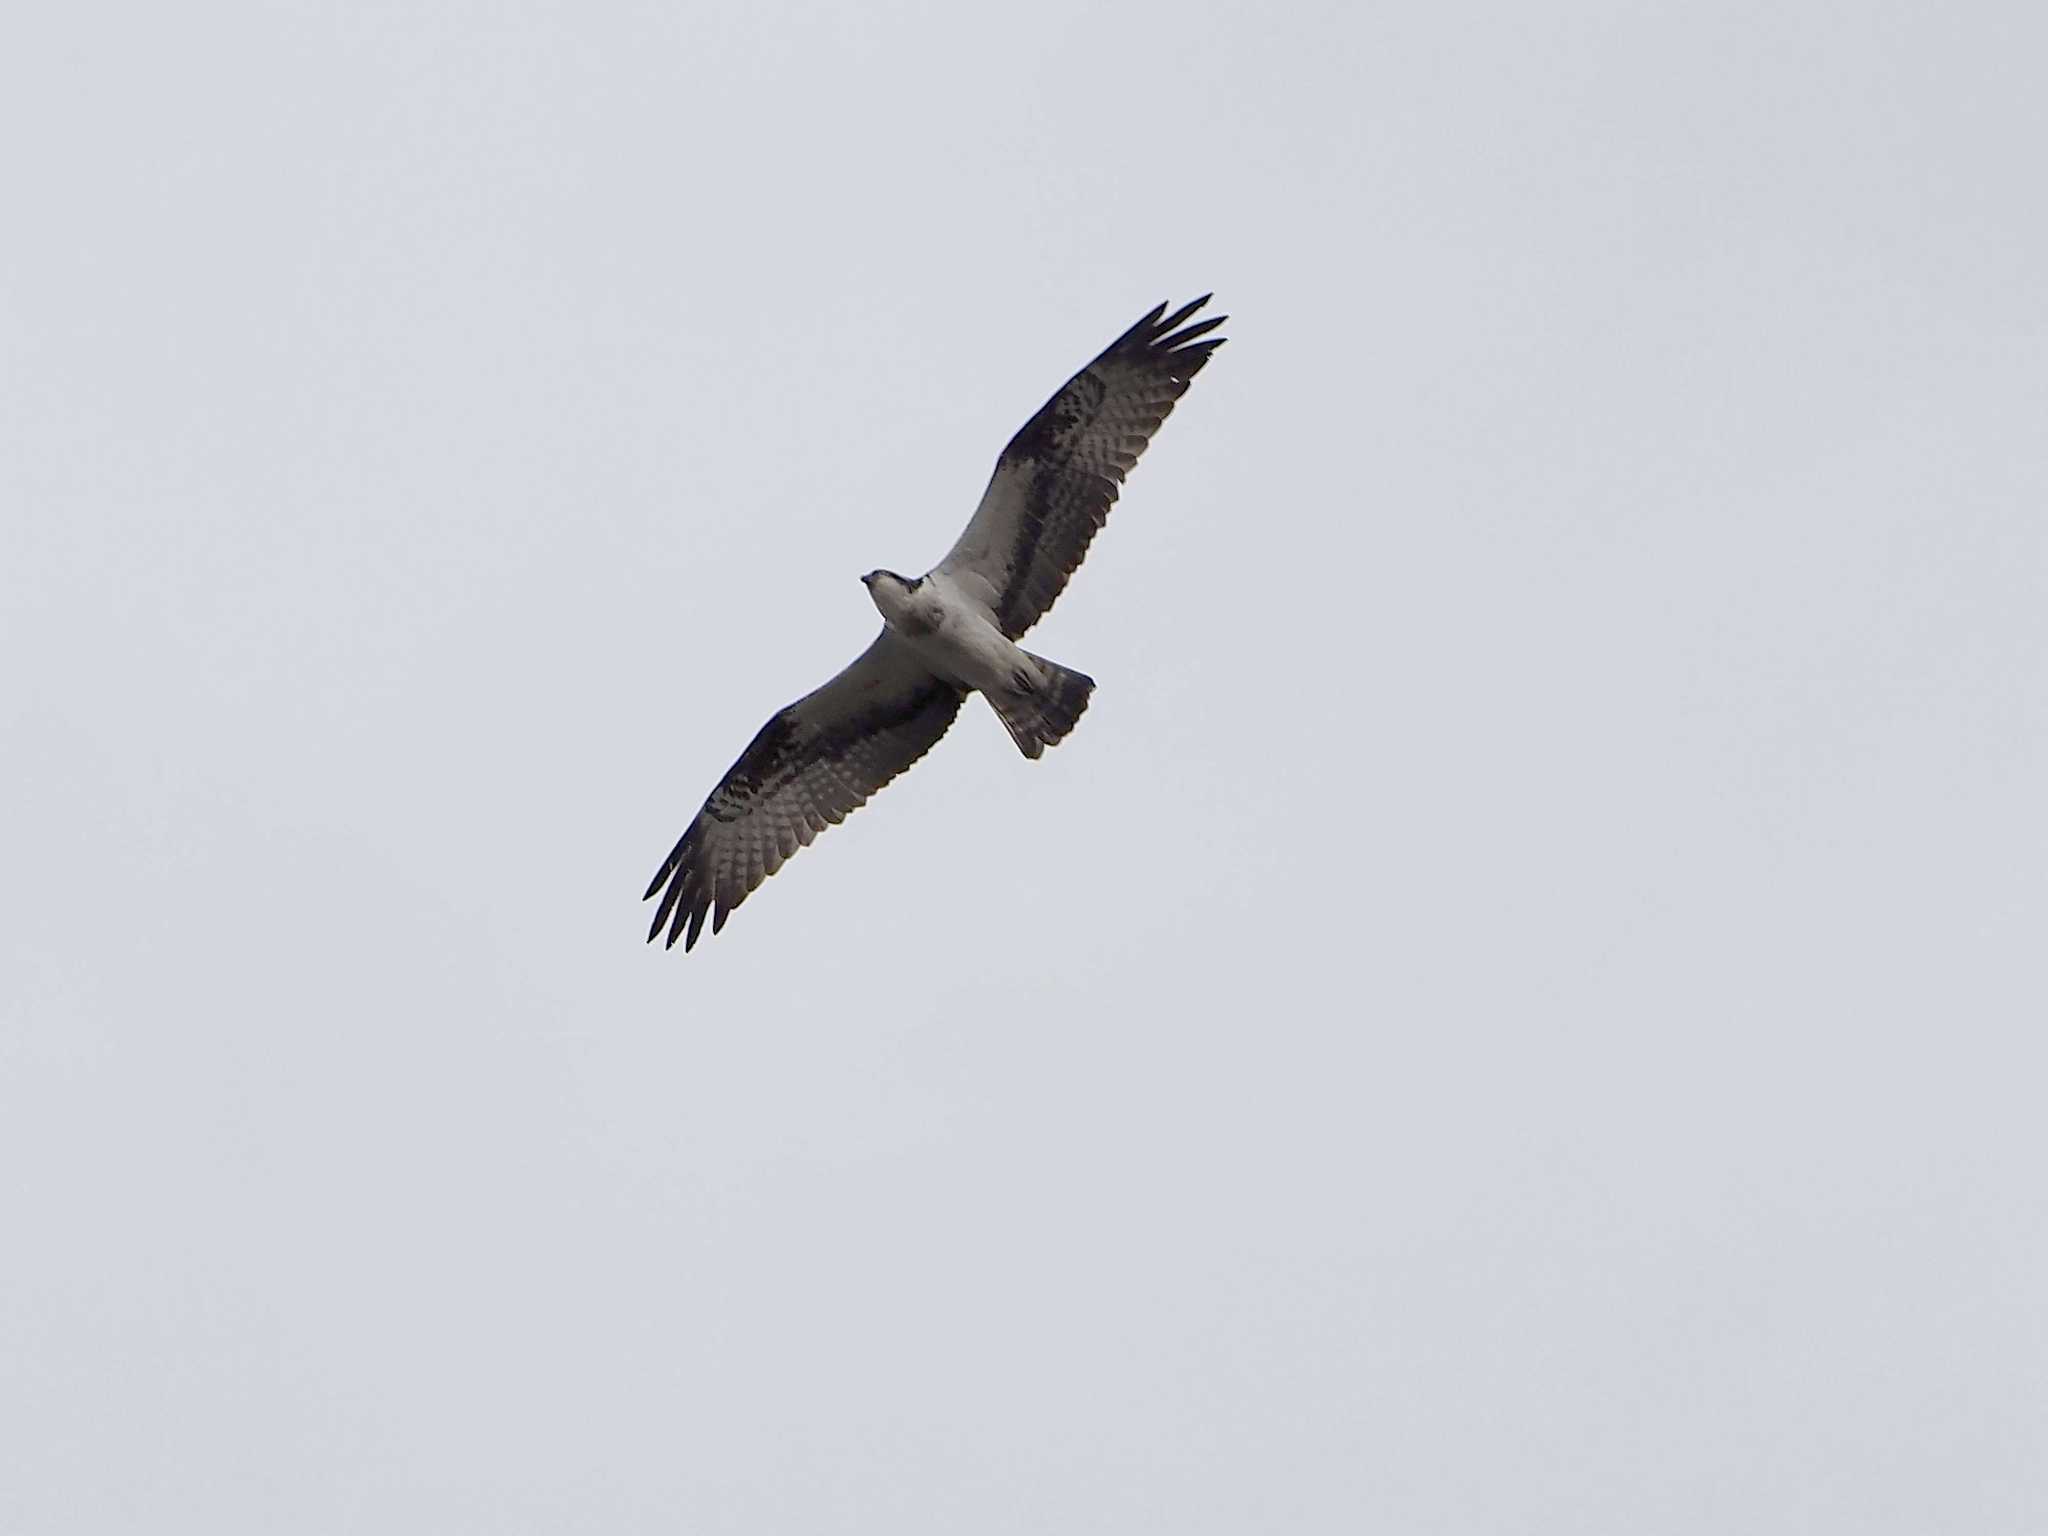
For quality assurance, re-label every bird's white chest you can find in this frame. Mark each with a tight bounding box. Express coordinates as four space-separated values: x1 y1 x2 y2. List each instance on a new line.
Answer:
880 579 1019 694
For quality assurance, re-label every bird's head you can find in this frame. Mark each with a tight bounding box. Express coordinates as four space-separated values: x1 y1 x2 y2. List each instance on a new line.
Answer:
861 570 921 618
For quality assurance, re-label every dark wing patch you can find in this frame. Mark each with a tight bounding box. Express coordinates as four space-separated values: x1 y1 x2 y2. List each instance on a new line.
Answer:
937 296 1226 638
642 632 967 952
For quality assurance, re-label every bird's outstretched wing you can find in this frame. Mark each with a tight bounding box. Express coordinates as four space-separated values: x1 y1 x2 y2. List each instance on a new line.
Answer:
643 631 967 951
936 296 1226 639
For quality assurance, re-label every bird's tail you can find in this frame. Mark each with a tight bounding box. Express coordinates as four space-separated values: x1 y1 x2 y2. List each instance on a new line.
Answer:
987 652 1095 760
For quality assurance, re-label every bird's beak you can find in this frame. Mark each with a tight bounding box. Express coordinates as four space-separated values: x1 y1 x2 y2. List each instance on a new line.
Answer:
860 573 875 588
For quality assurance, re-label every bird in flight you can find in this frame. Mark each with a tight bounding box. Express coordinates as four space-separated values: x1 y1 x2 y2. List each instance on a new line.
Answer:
644 296 1227 951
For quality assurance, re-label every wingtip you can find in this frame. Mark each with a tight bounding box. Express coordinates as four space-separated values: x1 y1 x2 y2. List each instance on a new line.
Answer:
1156 294 1213 334
644 832 691 902
1160 314 1226 349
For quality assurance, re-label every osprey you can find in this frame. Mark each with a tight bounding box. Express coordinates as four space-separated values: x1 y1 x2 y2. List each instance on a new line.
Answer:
644 296 1227 951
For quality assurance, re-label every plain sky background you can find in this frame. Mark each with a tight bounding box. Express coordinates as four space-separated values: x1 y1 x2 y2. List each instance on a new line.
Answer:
4 1 2045 1530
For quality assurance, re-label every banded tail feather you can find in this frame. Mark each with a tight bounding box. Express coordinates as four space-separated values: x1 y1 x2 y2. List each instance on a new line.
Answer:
987 652 1095 760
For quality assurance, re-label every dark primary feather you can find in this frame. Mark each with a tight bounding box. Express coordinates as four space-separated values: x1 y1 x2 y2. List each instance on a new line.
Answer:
938 296 1227 638
642 632 966 951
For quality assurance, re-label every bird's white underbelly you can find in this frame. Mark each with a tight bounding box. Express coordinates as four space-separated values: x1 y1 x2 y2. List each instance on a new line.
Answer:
892 579 1027 695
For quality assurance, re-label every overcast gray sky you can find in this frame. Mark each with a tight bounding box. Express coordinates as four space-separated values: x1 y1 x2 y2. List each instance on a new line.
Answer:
4 1 2045 1530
